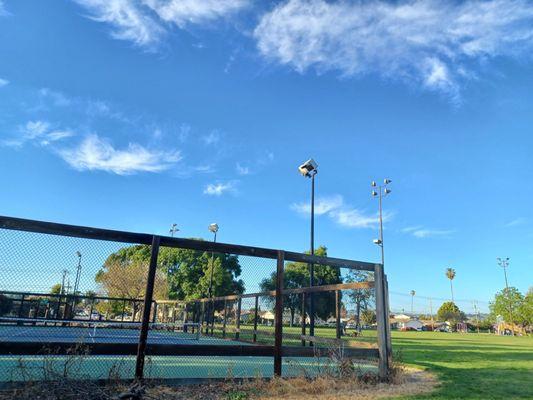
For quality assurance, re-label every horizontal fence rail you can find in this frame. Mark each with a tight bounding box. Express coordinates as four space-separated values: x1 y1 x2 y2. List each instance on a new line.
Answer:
0 215 377 271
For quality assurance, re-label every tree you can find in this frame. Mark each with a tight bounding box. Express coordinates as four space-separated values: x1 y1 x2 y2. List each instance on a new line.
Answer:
437 301 465 325
95 243 245 313
0 294 13 316
96 246 170 319
489 287 526 326
360 309 376 326
346 270 374 331
259 246 342 325
518 287 533 327
50 283 62 295
445 268 456 302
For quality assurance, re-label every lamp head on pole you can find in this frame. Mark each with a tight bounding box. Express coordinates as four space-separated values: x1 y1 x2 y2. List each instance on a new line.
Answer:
298 159 318 178
208 223 219 234
75 251 81 258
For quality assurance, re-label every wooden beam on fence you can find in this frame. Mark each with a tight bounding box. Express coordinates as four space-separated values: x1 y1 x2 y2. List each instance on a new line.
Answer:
374 263 390 381
0 342 379 359
184 281 374 304
222 299 228 339
335 290 341 340
235 297 242 341
301 292 306 347
274 250 284 377
135 235 160 380
0 215 376 272
253 296 259 343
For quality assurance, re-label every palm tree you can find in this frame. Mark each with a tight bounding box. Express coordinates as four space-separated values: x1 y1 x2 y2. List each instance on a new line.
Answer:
410 290 416 315
445 268 456 303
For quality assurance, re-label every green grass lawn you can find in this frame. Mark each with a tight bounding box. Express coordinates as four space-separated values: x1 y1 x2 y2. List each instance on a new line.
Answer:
390 331 533 400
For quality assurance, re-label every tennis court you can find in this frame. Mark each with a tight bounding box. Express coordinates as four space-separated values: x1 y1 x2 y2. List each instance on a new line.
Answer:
0 215 389 384
0 317 377 382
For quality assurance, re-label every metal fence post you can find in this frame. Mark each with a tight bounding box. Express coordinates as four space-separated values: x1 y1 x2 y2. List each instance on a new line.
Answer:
253 296 259 343
135 235 160 381
274 250 285 377
235 297 242 340
375 263 390 381
301 292 306 346
335 290 341 339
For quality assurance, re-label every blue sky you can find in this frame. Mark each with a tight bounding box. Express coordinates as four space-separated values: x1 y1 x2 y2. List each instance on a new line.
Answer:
0 0 532 313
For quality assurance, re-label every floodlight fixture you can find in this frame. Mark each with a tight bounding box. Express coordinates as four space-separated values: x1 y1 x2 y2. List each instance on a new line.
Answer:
371 181 377 187
384 179 392 185
169 223 179 237
372 190 378 196
373 239 382 245
208 223 219 234
298 158 318 177
384 188 392 195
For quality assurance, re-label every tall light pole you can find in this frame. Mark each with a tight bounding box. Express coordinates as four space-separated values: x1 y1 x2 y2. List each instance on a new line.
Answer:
61 269 69 295
497 257 510 290
372 179 392 266
207 223 219 335
299 158 318 338
410 290 416 315
71 251 82 317
73 251 82 296
169 223 179 237
497 257 513 334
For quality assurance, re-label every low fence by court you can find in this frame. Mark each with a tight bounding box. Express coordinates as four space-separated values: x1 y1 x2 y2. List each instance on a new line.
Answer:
0 215 391 382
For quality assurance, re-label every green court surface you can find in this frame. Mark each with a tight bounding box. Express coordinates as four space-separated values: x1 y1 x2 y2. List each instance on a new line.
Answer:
0 355 377 382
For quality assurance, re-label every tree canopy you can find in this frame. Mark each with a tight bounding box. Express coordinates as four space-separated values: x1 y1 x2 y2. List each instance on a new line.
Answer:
259 246 342 324
437 301 465 324
95 243 245 303
489 287 531 326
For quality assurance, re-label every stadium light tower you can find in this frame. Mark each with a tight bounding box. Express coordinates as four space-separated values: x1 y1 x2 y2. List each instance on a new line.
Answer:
372 179 392 266
169 223 179 237
496 257 510 290
299 158 318 339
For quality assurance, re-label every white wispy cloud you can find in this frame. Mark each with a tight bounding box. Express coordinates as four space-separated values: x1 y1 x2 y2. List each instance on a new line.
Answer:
74 0 248 49
143 0 248 27
203 181 237 196
505 217 526 227
1 120 74 148
202 130 220 145
402 226 455 238
254 0 533 98
74 0 166 48
330 209 391 229
0 1 8 16
236 163 250 175
291 194 387 229
0 78 9 87
58 134 182 175
39 88 71 107
291 195 344 216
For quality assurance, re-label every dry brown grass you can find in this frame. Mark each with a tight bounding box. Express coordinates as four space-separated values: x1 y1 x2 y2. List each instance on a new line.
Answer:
247 368 437 400
0 368 437 400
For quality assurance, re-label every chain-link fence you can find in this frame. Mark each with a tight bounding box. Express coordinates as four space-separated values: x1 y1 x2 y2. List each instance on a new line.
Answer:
0 215 389 384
